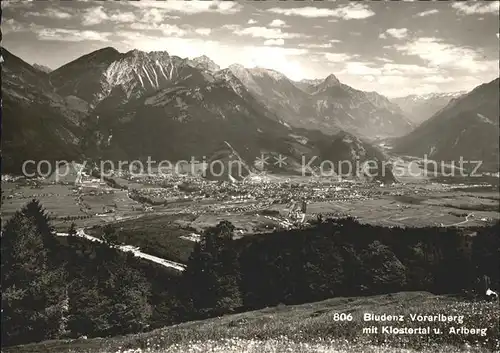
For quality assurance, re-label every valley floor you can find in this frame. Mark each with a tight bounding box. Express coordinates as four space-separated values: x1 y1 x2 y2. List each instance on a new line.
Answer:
4 292 498 353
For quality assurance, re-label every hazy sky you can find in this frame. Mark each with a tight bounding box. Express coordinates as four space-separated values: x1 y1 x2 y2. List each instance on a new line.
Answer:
2 0 499 97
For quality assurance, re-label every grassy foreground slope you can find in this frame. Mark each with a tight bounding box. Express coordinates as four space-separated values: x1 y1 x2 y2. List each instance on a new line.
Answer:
4 292 499 353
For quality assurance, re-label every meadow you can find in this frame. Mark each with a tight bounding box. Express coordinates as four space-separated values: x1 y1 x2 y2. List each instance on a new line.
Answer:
5 292 498 353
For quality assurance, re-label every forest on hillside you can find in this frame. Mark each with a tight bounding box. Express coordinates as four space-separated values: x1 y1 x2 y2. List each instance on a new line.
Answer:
1 200 498 347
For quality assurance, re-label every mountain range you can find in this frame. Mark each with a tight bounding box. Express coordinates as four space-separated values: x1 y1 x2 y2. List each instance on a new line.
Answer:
2 47 396 181
391 92 466 125
229 66 413 138
47 47 412 139
393 78 499 172
1 46 498 177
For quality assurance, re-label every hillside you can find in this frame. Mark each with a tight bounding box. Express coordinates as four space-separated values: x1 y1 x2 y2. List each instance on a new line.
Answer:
393 78 500 172
5 292 498 353
2 201 499 351
1 48 84 173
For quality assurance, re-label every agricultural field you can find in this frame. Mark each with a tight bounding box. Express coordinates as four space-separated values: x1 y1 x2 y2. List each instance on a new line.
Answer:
302 194 499 228
1 183 87 222
3 171 498 264
1 181 148 231
86 214 197 264
6 292 499 353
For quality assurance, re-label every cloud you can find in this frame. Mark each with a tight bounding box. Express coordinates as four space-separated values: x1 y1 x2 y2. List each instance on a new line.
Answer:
338 71 449 97
249 46 308 57
344 73 455 98
126 0 242 14
129 23 187 36
138 8 180 23
264 38 285 46
109 12 136 23
416 9 439 17
37 28 112 42
2 18 25 34
382 63 438 76
347 74 447 97
452 1 500 15
267 3 375 19
336 61 443 95
422 75 454 84
233 26 306 39
395 37 497 73
221 24 240 31
195 28 212 36
376 75 407 86
343 62 381 76
82 6 109 26
374 56 393 63
82 6 136 25
128 23 212 38
335 3 376 19
381 28 409 39
269 19 287 28
26 8 73 19
324 53 353 62
241 46 310 80
247 19 257 25
0 1 34 9
268 7 336 18
299 43 334 49
394 84 440 97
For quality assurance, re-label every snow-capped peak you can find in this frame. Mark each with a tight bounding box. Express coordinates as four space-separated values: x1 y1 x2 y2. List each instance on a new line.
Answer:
399 91 466 101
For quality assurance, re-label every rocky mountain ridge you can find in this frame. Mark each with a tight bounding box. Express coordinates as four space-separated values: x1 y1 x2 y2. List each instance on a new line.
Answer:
2 46 395 181
229 67 413 139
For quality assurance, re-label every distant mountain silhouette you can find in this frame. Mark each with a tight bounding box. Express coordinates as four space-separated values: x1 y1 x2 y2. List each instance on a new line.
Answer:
393 78 499 172
392 92 465 125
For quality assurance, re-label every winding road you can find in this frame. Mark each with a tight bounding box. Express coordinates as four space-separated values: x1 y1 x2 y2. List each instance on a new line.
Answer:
440 213 474 227
56 229 186 272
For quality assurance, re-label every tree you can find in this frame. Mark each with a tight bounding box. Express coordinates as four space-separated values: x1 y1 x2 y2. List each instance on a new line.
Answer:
472 223 500 291
67 245 152 338
301 234 345 301
359 241 407 294
183 221 242 317
101 224 119 246
1 200 66 346
68 222 77 237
